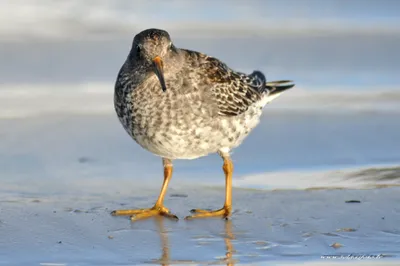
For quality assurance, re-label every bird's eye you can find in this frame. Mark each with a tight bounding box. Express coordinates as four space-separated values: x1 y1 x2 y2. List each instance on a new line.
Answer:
136 45 141 54
168 42 173 49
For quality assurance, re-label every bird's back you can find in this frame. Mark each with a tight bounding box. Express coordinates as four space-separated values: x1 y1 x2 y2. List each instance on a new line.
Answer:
181 49 291 116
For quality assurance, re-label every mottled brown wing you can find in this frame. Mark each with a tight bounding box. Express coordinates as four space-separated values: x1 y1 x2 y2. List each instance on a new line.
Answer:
203 56 266 116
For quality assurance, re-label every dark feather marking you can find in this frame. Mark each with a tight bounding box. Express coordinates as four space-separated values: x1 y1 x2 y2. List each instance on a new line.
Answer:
203 57 266 117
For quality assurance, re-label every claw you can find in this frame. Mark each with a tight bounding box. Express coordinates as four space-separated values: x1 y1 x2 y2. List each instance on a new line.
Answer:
190 208 212 213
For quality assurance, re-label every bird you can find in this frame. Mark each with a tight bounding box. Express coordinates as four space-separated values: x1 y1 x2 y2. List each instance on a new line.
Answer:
111 28 294 221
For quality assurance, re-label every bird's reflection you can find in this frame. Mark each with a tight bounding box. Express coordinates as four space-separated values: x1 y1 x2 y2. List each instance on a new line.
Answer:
153 217 236 265
222 219 237 266
154 217 170 266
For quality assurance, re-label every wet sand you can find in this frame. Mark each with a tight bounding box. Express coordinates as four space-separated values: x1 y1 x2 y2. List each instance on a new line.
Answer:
1 183 400 265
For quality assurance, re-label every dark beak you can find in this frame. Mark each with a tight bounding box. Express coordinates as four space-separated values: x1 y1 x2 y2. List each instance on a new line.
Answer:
152 56 167 92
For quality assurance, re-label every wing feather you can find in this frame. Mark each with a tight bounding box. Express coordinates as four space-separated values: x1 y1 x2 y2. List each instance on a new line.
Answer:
203 56 266 116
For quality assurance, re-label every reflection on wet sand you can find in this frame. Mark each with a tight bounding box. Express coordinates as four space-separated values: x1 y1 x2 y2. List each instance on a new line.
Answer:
154 217 170 266
152 218 237 265
223 220 237 266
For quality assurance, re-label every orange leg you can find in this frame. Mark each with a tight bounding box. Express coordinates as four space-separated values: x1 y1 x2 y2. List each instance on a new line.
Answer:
186 154 233 219
111 158 178 221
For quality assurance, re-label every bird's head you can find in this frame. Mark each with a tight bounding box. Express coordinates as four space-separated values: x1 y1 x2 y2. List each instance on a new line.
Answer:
130 28 178 92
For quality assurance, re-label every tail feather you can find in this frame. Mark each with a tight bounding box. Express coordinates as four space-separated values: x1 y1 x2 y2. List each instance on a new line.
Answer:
258 80 295 106
266 80 295 95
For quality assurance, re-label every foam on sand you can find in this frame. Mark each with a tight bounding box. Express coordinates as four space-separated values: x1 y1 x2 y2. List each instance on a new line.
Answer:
234 165 400 191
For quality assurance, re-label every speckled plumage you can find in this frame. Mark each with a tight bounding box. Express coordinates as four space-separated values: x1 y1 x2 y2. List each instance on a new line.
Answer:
114 29 294 160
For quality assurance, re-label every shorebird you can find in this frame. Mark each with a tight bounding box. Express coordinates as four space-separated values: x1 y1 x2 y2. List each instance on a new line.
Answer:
112 28 294 221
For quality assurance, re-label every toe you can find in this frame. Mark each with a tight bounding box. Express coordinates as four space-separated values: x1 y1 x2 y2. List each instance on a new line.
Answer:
163 212 179 220
160 207 179 220
130 209 158 221
185 207 231 220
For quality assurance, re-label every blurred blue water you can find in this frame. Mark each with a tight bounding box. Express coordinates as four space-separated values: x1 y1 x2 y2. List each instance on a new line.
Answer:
1 34 399 89
1 0 400 90
0 0 399 178
1 112 399 187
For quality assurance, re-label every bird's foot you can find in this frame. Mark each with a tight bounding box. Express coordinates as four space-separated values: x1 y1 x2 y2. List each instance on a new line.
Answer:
111 205 178 222
185 205 231 220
